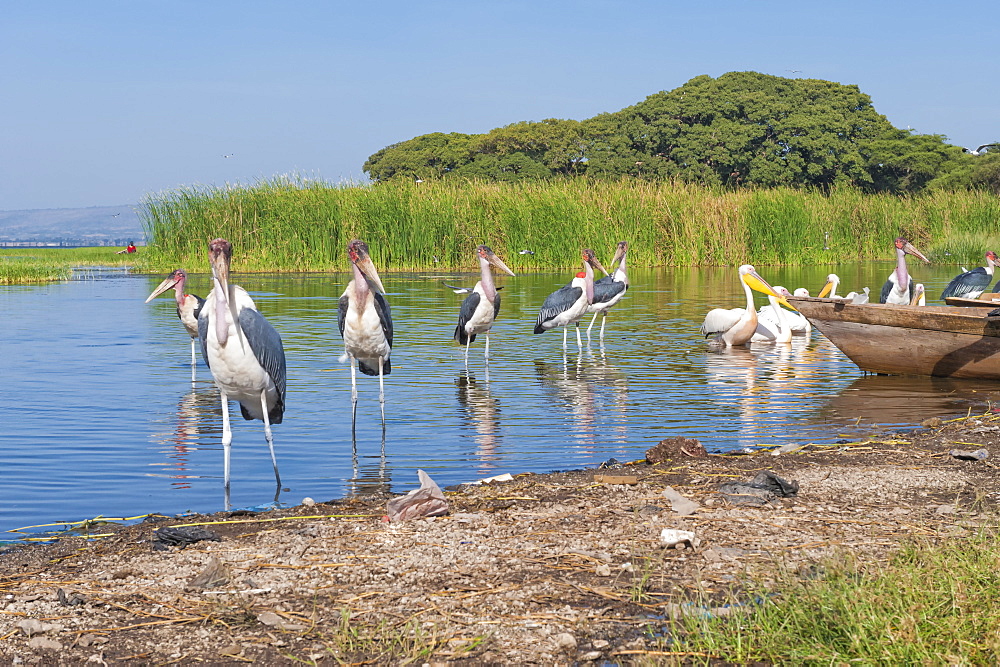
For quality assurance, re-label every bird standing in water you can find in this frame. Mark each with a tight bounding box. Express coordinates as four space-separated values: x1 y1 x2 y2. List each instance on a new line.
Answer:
338 240 393 426
145 269 205 371
534 249 606 349
453 245 515 365
198 239 286 507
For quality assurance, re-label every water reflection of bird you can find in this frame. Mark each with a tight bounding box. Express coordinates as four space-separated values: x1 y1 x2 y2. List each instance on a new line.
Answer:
145 269 206 371
453 245 515 364
456 370 501 469
880 237 930 304
700 265 782 347
161 386 221 489
586 241 629 340
337 239 392 426
534 352 629 448
941 251 997 300
199 238 286 506
534 249 605 349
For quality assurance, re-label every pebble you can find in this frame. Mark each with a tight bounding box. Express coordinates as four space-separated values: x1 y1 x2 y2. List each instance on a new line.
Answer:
554 632 577 652
579 650 604 661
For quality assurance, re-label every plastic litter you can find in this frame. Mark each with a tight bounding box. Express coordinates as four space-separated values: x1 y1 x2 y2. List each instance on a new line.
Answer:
386 469 449 522
660 528 697 548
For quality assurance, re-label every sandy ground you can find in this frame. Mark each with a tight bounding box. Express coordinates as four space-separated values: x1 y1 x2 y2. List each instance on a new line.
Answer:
2 411 999 665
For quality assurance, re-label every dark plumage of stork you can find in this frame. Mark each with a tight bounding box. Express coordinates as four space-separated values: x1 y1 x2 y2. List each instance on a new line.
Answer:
145 269 205 368
941 251 998 300
586 241 629 340
198 239 286 506
534 249 605 349
454 245 515 364
338 240 393 424
880 237 930 305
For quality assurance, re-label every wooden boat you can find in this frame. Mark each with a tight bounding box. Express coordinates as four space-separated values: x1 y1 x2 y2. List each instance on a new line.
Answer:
944 292 1000 307
786 296 1000 379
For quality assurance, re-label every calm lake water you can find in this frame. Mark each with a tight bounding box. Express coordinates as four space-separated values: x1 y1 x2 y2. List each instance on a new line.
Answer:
3 262 999 540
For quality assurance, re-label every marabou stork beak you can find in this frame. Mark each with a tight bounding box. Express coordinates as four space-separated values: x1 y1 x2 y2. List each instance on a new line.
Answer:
903 241 930 264
487 251 515 277
585 253 609 277
144 274 180 303
355 252 388 295
610 242 627 266
209 238 245 350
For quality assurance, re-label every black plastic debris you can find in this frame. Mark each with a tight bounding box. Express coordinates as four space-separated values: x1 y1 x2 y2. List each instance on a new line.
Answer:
153 525 222 550
56 588 86 606
717 471 799 504
599 458 624 469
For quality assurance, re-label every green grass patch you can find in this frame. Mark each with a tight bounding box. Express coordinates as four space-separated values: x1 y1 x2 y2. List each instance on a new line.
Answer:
0 247 145 284
671 530 1000 664
139 177 1000 272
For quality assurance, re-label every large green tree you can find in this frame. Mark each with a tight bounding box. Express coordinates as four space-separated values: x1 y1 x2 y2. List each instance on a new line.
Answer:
362 72 967 193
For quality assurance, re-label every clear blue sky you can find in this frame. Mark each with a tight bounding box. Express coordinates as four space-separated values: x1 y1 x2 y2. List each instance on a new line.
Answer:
2 1 996 211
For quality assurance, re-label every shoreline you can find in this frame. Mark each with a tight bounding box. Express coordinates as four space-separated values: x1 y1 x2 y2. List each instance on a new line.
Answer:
1 410 998 663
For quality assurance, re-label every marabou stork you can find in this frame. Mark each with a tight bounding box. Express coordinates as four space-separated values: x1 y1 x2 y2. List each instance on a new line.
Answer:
453 245 515 364
586 241 629 340
880 237 930 305
700 265 783 347
752 287 794 343
940 251 998 300
337 240 393 424
145 269 205 367
534 249 606 349
198 239 286 505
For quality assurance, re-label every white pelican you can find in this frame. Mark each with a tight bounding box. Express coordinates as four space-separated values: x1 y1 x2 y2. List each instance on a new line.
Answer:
910 283 926 306
880 237 930 304
338 240 392 424
941 251 997 300
454 245 515 363
586 241 629 340
753 287 794 343
817 273 841 298
145 269 206 367
757 286 810 334
700 265 783 347
534 249 605 349
198 239 286 505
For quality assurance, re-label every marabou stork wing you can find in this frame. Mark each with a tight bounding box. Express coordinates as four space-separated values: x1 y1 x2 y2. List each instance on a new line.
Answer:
191 294 206 321
941 267 990 299
337 294 349 338
879 279 894 304
239 308 286 423
455 292 481 344
700 308 745 338
593 279 626 305
535 285 582 333
373 291 393 348
197 310 211 368
493 292 501 320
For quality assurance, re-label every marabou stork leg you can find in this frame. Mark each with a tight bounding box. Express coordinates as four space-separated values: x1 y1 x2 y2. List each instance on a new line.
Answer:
259 390 281 489
220 389 232 509
350 358 358 406
575 322 583 349
599 312 608 340
484 333 491 362
586 312 599 338
378 356 386 426
464 337 471 365
562 328 568 349
190 338 197 365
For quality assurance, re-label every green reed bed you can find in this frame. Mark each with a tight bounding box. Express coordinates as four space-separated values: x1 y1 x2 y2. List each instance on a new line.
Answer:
140 177 1000 272
672 531 1000 665
0 247 141 284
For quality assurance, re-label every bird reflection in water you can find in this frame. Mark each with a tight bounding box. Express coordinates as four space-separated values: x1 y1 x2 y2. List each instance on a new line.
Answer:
704 346 762 451
150 384 221 490
533 346 628 451
456 370 502 474
345 409 391 497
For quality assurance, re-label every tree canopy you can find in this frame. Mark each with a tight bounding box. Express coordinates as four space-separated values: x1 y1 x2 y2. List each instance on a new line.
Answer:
363 72 993 194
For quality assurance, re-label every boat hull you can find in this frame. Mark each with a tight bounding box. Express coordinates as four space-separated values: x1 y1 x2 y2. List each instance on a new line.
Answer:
787 296 1000 379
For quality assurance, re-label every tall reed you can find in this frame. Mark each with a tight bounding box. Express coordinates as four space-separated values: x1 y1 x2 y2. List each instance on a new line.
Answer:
139 177 1000 272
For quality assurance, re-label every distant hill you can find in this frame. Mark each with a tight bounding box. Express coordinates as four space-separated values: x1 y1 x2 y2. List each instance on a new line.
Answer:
0 205 146 246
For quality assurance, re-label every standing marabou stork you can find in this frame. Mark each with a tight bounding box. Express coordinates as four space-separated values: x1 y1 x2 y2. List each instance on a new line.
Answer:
941 251 998 300
198 239 286 506
338 240 393 425
700 265 783 347
454 245 515 364
534 249 606 349
586 241 629 340
145 269 206 369
880 237 930 304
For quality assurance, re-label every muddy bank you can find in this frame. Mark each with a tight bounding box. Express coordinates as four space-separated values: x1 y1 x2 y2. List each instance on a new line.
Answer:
2 412 998 664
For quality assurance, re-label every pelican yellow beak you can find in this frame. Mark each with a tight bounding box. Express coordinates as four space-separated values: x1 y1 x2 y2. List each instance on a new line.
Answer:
817 280 833 298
